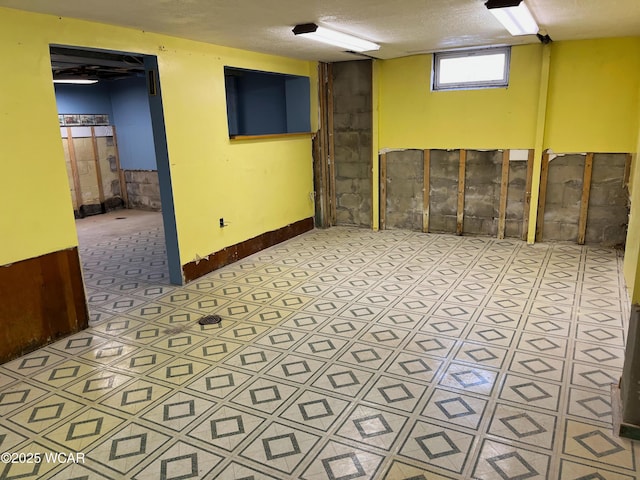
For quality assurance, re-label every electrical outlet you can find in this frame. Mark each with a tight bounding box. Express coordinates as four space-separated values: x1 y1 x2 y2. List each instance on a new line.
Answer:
219 218 224 228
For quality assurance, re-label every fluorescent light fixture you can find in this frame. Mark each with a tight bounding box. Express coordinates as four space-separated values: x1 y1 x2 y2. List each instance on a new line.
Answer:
292 23 380 52
485 0 538 36
53 79 98 84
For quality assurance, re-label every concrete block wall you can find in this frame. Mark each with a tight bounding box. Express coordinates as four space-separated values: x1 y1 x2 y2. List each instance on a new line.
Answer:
586 154 629 247
332 60 372 227
385 150 423 230
429 150 460 233
124 170 162 211
543 155 584 241
463 150 502 236
542 153 628 245
506 160 528 238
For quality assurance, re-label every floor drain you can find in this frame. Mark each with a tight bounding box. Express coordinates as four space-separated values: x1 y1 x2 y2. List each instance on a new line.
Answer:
198 314 222 325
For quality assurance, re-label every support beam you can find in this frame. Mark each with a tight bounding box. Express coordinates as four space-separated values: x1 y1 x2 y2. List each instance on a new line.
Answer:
66 127 82 212
527 44 552 244
624 153 632 187
379 153 387 230
577 153 594 245
111 126 128 208
327 63 336 225
535 153 550 242
497 149 510 239
457 149 466 236
423 149 430 233
522 149 535 241
371 60 381 231
317 63 330 227
90 127 106 207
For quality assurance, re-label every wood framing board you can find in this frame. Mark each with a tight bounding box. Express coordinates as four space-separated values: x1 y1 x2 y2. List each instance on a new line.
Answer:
327 63 336 225
522 149 535 241
423 149 430 233
90 127 106 205
577 152 594 245
317 63 329 227
379 153 387 230
311 134 323 226
66 127 83 212
111 126 129 207
497 149 510 239
624 153 632 187
535 152 550 242
456 149 466 235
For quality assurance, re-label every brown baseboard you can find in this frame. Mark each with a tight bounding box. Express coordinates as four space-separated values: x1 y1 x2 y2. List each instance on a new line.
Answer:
0 247 88 363
182 217 314 283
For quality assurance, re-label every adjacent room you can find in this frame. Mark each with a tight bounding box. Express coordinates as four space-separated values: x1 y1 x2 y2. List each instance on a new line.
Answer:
0 1 639 479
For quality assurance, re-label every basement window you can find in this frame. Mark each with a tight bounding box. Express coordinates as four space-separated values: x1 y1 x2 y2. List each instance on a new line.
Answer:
433 47 510 91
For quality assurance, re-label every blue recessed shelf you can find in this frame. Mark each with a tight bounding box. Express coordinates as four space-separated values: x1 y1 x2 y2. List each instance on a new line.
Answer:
224 66 311 139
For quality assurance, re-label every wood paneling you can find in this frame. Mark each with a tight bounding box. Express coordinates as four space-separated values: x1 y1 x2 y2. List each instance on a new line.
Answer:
182 217 314 282
0 247 88 363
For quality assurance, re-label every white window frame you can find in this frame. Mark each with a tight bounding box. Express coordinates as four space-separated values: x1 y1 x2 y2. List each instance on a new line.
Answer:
433 47 511 91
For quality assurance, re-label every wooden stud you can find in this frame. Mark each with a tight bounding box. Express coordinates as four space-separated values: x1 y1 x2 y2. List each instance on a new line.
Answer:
66 127 83 212
380 153 387 230
522 149 535 241
110 126 129 208
423 149 430 233
535 152 550 242
624 153 632 187
327 63 337 226
577 152 594 245
497 150 510 239
90 127 106 206
317 63 329 227
456 149 466 235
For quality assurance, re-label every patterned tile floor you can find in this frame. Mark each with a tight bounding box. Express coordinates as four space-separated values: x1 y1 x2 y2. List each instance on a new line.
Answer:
1 211 638 479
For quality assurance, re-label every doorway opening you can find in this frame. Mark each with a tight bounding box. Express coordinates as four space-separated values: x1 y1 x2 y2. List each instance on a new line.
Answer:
50 45 182 323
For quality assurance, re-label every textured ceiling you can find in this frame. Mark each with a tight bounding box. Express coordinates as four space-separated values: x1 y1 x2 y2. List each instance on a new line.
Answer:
1 0 639 61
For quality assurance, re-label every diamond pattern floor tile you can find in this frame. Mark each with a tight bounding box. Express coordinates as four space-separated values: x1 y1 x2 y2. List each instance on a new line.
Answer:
0 213 635 479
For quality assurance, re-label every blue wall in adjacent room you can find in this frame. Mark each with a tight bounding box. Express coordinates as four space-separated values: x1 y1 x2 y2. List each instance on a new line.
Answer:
109 77 156 170
53 76 156 170
54 83 114 120
285 76 311 133
238 73 287 135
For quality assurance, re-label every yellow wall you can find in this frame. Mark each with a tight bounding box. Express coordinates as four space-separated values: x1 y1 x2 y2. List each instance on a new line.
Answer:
378 44 542 150
378 39 640 154
0 7 317 268
545 38 640 153
623 85 640 303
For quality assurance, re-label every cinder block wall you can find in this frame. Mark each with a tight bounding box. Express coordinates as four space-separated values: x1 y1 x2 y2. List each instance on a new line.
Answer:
429 150 460 233
124 170 162 211
385 150 423 231
586 154 629 246
463 150 502 236
332 60 372 227
542 153 628 246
